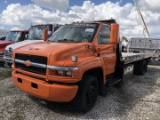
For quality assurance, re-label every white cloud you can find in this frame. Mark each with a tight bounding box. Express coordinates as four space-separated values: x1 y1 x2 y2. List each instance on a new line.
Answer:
0 28 8 37
138 0 160 12
0 4 63 30
32 0 69 11
0 1 160 38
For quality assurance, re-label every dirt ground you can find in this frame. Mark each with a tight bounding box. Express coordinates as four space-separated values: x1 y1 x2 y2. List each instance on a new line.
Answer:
0 65 160 120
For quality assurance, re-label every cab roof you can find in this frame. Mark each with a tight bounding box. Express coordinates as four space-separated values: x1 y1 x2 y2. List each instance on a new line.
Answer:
73 19 116 25
10 30 28 32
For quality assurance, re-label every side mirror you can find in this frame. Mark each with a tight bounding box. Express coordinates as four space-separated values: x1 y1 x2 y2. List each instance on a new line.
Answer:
110 24 119 44
43 28 48 41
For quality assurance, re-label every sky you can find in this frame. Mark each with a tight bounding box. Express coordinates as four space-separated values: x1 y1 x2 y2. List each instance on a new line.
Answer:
0 0 160 38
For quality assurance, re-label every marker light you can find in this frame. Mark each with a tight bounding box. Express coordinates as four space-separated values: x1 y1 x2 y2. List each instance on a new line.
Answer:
66 71 72 77
71 55 78 62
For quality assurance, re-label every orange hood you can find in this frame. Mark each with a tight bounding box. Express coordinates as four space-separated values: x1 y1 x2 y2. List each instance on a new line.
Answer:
14 41 95 66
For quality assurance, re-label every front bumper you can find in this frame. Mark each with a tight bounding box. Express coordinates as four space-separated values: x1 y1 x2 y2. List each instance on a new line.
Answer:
12 72 78 102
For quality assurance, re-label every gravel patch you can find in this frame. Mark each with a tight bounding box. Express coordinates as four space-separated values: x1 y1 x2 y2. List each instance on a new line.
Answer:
0 65 160 119
0 66 11 80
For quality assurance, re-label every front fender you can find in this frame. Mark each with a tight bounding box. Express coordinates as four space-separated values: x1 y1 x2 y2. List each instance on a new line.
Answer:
77 57 102 80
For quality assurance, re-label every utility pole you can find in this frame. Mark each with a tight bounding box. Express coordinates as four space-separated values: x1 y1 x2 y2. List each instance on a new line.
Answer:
134 0 150 38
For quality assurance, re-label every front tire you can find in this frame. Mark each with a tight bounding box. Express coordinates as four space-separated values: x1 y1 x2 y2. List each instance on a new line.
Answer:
74 75 98 112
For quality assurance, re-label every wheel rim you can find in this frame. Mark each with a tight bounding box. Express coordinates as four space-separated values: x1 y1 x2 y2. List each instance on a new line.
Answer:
86 84 97 107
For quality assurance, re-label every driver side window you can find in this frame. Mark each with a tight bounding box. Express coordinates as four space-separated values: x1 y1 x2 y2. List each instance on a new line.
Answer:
98 25 110 44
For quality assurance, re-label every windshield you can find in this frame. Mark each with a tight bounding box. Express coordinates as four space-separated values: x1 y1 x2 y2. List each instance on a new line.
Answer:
48 23 98 42
28 25 47 40
5 31 22 41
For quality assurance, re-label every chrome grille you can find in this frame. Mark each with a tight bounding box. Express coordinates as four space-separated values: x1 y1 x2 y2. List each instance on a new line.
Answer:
15 53 47 75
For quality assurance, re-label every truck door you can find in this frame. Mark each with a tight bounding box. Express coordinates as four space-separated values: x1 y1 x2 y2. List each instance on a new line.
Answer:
98 25 116 76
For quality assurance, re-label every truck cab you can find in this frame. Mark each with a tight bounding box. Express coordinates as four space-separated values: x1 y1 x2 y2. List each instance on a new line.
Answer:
0 30 28 62
4 24 62 66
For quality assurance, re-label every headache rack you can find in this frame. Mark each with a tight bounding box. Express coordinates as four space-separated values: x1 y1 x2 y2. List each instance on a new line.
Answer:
93 19 116 24
73 19 116 24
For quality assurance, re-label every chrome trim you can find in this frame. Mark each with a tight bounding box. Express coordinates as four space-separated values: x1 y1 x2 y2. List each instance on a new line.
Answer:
47 66 78 71
4 58 13 63
15 59 24 64
15 59 47 68
31 62 46 68
3 56 13 61
14 59 78 71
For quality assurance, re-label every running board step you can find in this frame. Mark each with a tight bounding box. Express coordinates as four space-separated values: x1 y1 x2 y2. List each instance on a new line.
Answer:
106 77 122 87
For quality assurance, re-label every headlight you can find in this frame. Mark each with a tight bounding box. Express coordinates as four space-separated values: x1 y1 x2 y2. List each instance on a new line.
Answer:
57 70 72 77
4 50 8 55
66 71 72 77
4 50 12 57
57 70 65 76
48 66 78 77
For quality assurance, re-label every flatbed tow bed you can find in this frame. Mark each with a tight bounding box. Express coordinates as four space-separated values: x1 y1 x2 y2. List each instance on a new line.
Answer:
129 38 160 61
122 52 152 64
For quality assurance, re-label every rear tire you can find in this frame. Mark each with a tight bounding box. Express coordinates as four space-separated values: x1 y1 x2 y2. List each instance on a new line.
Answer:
139 60 147 75
133 60 147 75
74 75 98 112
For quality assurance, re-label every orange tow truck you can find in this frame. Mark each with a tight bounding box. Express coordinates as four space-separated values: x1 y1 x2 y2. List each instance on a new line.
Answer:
12 19 151 112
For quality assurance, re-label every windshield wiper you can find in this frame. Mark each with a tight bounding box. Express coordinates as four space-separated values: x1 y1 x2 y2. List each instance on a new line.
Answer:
48 39 78 42
57 39 74 42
